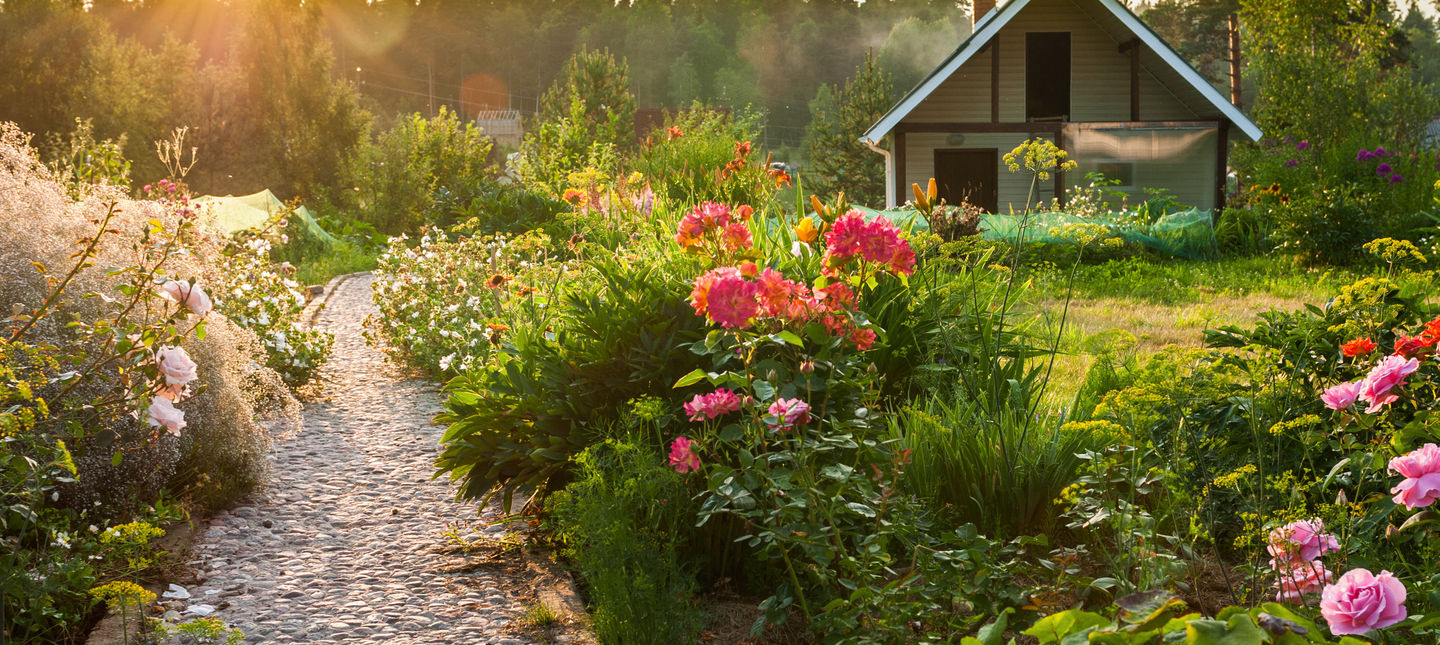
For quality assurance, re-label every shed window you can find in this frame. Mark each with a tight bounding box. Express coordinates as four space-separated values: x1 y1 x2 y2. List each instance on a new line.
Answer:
1026 32 1071 121
1097 162 1134 187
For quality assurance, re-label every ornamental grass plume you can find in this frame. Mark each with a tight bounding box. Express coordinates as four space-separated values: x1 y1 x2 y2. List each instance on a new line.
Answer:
0 122 299 513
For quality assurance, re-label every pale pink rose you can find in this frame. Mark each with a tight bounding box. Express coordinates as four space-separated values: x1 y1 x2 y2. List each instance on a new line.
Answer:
1274 559 1334 602
155 346 198 394
1321 381 1363 411
1389 443 1440 509
146 396 186 437
1267 518 1340 563
1358 355 1419 413
767 398 811 431
158 279 213 317
1320 568 1407 635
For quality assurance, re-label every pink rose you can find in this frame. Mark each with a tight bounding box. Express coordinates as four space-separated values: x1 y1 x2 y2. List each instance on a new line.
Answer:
155 346 198 397
668 436 700 474
1320 568 1407 635
146 396 186 437
1389 443 1440 509
683 389 742 422
158 279 213 317
767 398 811 431
1358 355 1419 413
1267 518 1340 563
1275 559 1334 602
1321 381 1363 411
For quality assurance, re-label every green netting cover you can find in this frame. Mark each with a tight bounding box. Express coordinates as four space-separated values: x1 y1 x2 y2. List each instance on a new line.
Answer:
850 205 1217 260
194 189 336 244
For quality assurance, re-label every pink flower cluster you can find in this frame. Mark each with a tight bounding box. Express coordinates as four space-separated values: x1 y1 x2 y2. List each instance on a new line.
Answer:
688 264 875 350
669 436 700 473
1267 518 1339 602
1322 355 1419 414
684 389 742 422
822 210 916 277
767 398 811 431
1389 443 1440 510
675 202 753 253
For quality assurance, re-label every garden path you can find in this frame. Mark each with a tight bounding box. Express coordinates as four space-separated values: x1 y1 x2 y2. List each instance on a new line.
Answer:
185 274 544 644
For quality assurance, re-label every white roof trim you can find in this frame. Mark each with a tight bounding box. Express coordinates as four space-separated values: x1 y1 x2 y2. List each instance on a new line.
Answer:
862 0 1032 143
861 0 1262 143
1093 0 1261 141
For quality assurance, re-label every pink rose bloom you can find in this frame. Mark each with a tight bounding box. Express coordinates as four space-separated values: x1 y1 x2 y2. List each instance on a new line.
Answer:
696 202 731 230
689 267 742 318
767 398 811 430
849 327 877 351
824 211 869 260
721 222 753 251
1358 355 1419 413
1275 559 1334 602
158 279 213 317
155 346 198 397
1267 518 1340 563
668 436 700 474
147 396 186 437
683 389 742 422
1322 381 1363 410
1389 443 1440 509
705 274 759 329
1320 568 1407 635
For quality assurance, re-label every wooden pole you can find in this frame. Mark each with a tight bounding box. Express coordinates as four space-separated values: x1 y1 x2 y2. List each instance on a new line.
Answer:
1228 13 1243 109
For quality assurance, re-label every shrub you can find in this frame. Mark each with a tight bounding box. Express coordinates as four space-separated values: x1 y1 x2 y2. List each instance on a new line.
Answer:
631 105 778 208
0 123 298 639
341 106 496 234
548 439 702 645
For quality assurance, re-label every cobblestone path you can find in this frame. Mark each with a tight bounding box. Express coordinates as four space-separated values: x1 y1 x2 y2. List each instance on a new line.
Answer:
189 274 540 644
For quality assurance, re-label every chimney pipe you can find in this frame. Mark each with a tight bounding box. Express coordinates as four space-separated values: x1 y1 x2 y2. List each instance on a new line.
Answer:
974 0 996 26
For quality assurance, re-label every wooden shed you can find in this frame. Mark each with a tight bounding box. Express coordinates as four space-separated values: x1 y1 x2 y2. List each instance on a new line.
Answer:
862 0 1262 213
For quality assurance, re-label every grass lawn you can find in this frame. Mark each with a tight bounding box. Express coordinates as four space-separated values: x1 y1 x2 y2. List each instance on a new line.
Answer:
1022 255 1438 405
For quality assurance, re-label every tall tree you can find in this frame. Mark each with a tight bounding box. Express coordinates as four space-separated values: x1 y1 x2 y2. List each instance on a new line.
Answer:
537 47 637 151
805 51 895 207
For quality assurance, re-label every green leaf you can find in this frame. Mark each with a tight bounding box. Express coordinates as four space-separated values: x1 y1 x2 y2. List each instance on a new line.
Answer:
845 502 876 518
673 368 707 388
110 451 123 467
976 608 1013 645
774 330 804 347
1184 613 1265 645
752 379 776 401
1023 610 1111 644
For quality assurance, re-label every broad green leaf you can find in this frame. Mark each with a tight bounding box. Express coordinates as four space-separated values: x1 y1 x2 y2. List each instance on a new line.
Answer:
1024 610 1111 644
673 368 707 388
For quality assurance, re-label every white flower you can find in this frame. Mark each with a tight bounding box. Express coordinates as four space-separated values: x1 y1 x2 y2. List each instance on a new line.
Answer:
438 354 455 371
158 280 213 317
147 396 186 436
155 346 198 392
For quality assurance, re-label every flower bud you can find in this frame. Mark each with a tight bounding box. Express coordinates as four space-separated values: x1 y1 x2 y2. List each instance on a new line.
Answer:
766 370 778 382
799 360 814 374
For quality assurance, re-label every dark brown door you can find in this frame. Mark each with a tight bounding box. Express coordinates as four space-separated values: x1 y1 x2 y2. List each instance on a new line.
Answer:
934 149 998 213
1026 32 1071 121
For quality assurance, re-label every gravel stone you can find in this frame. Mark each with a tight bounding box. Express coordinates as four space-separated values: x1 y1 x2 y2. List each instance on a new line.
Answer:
189 274 540 643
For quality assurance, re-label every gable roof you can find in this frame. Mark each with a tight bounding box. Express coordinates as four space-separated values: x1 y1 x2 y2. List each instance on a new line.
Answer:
862 0 1263 143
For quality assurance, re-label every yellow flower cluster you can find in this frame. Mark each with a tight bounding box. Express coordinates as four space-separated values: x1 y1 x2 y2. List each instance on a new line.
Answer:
89 581 156 611
1210 464 1258 491
1003 138 1078 181
1330 277 1399 311
1267 414 1322 436
1363 237 1427 266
